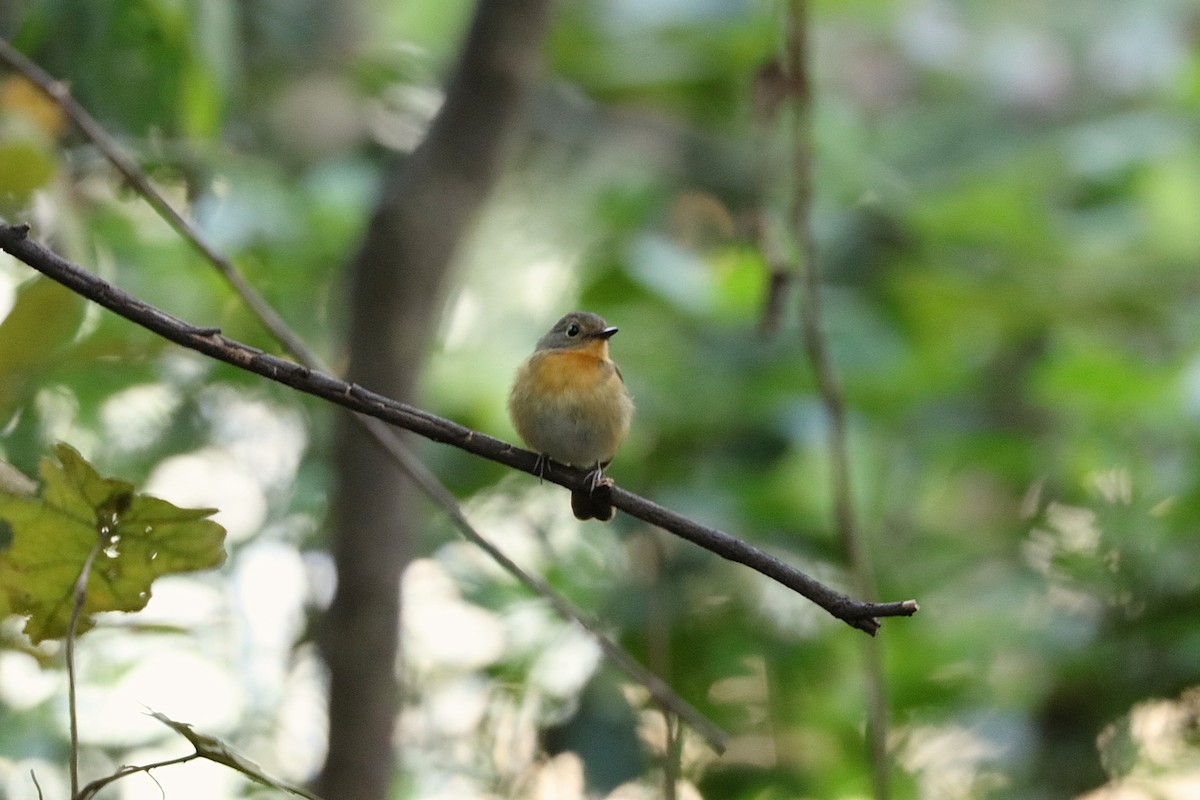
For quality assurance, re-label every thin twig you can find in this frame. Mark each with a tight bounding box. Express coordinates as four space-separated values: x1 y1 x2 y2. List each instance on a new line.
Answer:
784 1 890 796
29 769 44 800
66 538 105 798
76 751 201 800
0 223 918 635
0 37 314 362
663 711 681 800
750 58 798 338
0 38 733 750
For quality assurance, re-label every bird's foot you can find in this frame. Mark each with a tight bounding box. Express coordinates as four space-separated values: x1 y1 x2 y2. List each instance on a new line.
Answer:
586 465 613 494
533 453 550 482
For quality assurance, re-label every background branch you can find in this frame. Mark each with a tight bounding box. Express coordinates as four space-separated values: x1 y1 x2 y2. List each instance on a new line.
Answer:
785 0 890 795
0 222 918 635
0 37 313 361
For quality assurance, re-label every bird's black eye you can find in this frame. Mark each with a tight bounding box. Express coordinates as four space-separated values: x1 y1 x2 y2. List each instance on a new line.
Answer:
566 323 580 337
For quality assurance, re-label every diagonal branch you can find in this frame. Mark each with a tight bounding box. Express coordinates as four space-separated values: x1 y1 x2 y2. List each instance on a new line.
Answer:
0 222 918 635
0 34 729 753
0 37 313 361
76 752 202 800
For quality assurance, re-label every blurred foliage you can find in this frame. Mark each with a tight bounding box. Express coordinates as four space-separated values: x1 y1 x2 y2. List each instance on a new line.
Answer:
1 0 1200 799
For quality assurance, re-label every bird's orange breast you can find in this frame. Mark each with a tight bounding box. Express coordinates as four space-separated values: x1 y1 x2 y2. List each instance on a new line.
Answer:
525 348 612 393
508 346 633 468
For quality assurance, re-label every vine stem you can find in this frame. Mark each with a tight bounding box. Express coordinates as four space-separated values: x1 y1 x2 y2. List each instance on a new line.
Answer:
784 0 890 796
66 539 104 798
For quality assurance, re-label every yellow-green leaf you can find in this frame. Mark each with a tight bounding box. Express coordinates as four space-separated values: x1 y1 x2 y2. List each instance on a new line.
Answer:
0 134 57 201
0 277 88 373
0 277 88 421
0 443 226 643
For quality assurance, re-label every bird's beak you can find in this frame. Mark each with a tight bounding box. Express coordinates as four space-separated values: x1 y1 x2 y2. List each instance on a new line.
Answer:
595 326 619 339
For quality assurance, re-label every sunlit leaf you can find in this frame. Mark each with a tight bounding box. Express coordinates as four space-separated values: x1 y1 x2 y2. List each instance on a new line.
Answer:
0 443 226 643
0 276 88 420
0 75 67 137
0 135 57 202
0 276 89 372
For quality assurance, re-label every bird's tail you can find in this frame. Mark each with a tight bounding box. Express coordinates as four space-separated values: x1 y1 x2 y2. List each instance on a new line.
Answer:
571 484 614 521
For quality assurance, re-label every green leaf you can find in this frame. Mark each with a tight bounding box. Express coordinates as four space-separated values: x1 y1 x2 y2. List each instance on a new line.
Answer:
0 276 88 420
0 443 226 643
0 133 57 202
0 277 88 373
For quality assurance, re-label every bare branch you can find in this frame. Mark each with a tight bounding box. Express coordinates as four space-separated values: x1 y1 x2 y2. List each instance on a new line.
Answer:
784 0 890 795
0 223 918 636
0 37 314 362
76 752 201 800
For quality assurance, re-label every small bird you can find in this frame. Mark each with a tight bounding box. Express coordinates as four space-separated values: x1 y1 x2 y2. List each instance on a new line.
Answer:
508 311 634 521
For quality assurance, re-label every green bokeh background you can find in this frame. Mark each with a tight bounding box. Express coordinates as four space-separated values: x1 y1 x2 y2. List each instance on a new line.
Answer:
1 0 1199 797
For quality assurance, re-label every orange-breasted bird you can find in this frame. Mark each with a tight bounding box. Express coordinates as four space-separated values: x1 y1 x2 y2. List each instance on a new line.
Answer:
508 311 634 521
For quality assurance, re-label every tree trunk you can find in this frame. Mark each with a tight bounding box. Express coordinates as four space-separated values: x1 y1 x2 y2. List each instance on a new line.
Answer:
315 1 554 798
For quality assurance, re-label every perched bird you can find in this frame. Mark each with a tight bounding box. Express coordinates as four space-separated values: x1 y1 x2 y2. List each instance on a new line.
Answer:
508 311 634 521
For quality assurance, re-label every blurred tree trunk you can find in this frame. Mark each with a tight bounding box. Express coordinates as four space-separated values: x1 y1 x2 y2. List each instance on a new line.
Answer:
315 1 553 799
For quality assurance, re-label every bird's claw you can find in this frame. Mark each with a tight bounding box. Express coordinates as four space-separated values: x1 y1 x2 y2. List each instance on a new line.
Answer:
533 453 550 483
585 466 612 494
